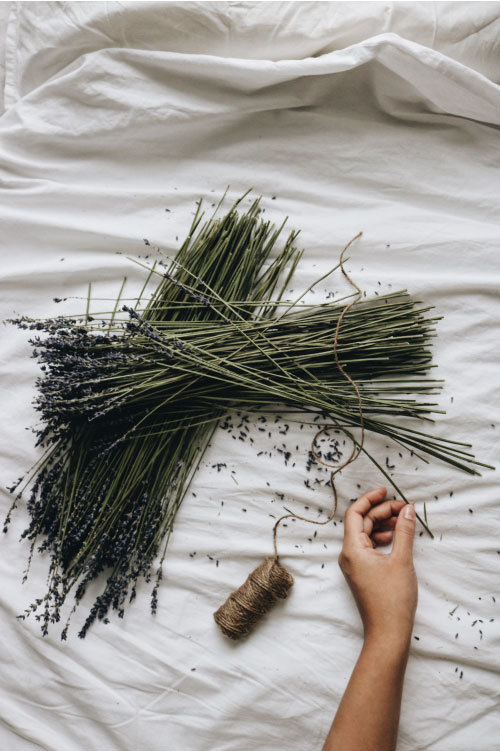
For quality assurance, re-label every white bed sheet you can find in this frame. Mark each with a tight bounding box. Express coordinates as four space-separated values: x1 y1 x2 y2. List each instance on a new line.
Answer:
0 2 499 749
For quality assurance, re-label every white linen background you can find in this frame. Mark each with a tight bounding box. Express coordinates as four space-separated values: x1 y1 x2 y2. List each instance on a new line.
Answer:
0 2 499 749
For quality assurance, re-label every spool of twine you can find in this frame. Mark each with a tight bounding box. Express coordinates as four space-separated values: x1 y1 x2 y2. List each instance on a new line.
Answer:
213 233 364 640
213 556 294 639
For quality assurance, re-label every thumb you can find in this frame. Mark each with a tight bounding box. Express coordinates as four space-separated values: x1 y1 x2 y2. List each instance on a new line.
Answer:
392 502 416 560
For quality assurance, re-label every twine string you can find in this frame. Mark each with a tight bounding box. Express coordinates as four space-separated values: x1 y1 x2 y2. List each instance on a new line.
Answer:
214 232 365 639
272 231 364 560
213 556 294 639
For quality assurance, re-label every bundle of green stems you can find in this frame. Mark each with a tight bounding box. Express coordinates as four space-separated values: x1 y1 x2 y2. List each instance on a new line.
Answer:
6 192 490 639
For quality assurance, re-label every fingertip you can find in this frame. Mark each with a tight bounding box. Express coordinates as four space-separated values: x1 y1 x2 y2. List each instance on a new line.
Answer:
392 502 417 558
367 487 386 499
403 502 416 521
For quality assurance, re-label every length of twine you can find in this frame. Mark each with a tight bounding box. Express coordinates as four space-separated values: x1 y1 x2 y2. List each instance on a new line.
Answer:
213 232 365 640
272 231 364 561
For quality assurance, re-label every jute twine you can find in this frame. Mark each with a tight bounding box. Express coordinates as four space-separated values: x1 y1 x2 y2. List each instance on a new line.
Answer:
214 233 365 640
213 556 294 639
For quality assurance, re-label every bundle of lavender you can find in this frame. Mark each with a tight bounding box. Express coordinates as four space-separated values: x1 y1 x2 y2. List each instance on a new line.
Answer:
5 192 490 639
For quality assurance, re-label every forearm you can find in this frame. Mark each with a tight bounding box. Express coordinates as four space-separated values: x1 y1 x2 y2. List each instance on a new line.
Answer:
322 633 411 751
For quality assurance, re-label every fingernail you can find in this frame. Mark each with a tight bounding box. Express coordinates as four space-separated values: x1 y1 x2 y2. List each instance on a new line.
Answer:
404 503 415 520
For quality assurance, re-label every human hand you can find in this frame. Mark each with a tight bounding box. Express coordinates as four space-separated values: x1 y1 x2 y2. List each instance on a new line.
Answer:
338 487 418 647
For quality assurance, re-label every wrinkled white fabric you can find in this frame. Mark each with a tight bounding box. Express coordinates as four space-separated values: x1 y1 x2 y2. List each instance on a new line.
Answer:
0 2 499 750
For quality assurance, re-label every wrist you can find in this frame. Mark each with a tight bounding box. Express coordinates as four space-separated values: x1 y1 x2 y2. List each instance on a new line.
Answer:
362 627 412 659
